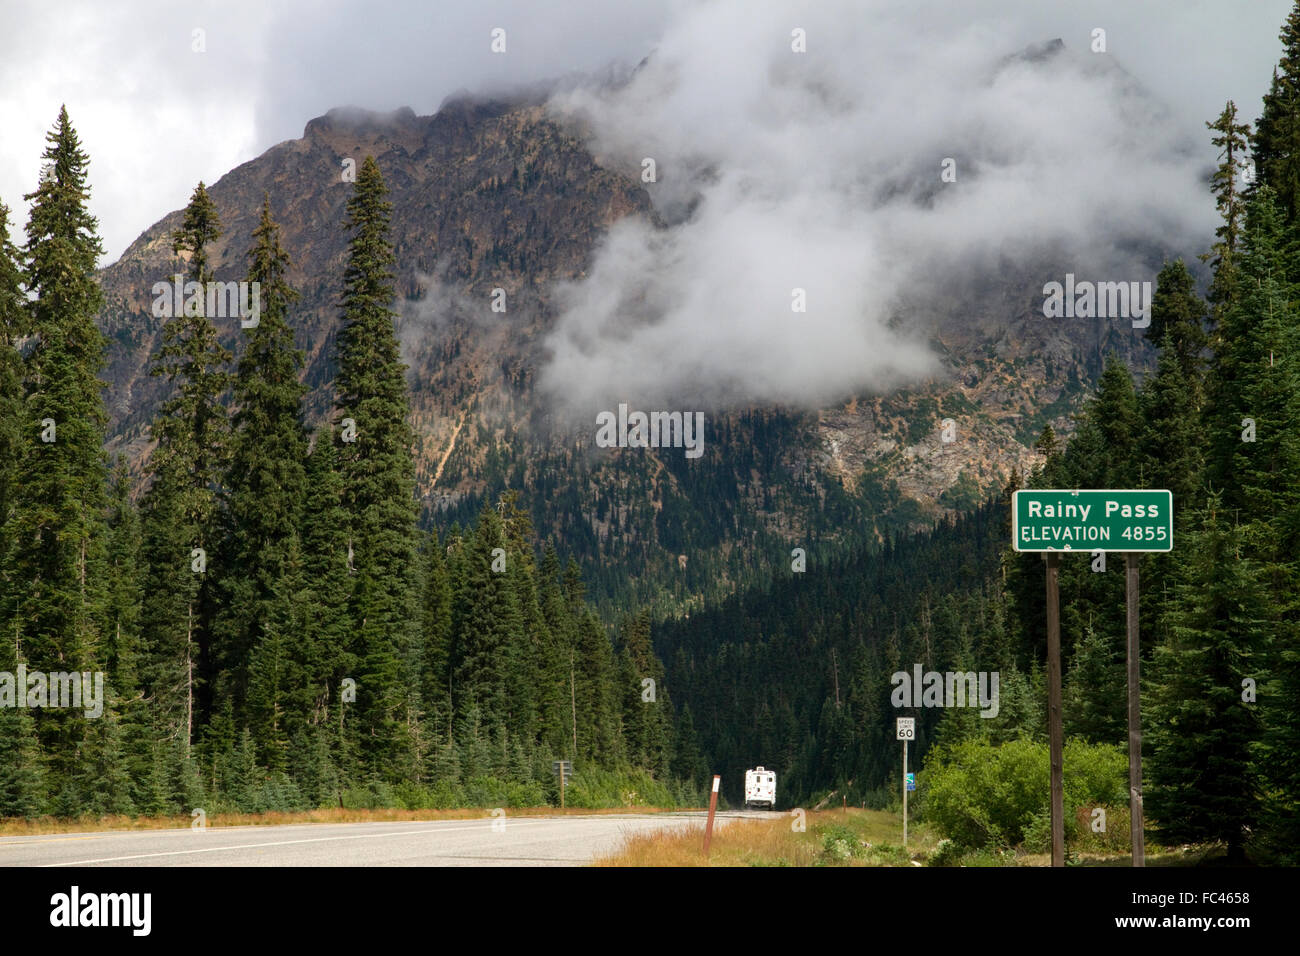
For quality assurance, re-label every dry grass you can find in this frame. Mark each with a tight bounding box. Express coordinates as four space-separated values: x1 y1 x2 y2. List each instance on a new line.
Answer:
595 817 818 867
593 806 1219 869
595 808 938 867
0 804 687 837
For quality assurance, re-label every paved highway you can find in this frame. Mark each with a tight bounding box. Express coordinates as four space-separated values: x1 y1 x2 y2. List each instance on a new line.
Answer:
0 811 763 867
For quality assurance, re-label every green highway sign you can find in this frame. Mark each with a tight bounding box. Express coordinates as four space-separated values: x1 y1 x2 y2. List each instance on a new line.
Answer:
1012 489 1173 553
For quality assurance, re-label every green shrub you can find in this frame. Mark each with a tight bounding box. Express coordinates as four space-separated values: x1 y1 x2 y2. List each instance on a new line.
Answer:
391 782 433 810
256 771 307 812
428 780 466 809
923 737 1126 849
817 823 860 860
461 775 542 807
862 842 911 866
340 778 396 810
564 767 678 809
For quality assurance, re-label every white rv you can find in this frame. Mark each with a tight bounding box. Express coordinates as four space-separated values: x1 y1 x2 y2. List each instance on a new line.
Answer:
744 767 777 810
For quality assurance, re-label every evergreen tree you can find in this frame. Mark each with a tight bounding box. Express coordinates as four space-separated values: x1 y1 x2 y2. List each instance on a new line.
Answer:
1146 259 1208 403
102 459 143 678
1062 624 1124 743
244 545 300 772
1067 356 1140 488
137 737 173 816
495 492 543 742
671 702 708 791
1203 187 1294 513
1146 503 1266 862
141 180 232 752
1033 423 1061 464
137 460 200 751
451 507 521 736
300 429 357 773
573 606 622 763
0 633 47 816
10 107 112 778
1257 617 1300 863
535 545 575 758
1254 4 1300 222
101 458 150 804
420 529 454 745
0 200 26 622
1139 350 1202 517
618 609 673 774
333 156 420 779
215 196 308 715
1204 102 1251 325
83 706 136 815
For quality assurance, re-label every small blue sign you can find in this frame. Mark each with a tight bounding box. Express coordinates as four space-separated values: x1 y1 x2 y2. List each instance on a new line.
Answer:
905 773 916 792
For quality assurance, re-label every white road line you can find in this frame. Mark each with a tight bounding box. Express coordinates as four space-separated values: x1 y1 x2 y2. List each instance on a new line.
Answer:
41 819 557 867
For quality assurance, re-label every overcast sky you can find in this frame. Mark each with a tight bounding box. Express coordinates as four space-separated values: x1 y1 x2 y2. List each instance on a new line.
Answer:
2 1 1296 411
0 1 1291 266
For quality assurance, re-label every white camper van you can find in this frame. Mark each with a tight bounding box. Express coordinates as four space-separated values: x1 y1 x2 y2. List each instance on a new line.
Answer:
744 767 777 810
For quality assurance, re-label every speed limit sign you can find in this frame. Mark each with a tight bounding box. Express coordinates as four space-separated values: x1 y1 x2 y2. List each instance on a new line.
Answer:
896 717 915 740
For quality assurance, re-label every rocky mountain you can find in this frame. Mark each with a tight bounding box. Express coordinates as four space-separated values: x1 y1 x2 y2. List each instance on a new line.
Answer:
94 56 1164 618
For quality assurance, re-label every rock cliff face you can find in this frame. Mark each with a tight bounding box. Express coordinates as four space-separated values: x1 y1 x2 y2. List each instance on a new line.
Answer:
95 90 1153 615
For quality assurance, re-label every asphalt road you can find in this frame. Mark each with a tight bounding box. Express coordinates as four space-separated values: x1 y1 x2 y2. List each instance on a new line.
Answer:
0 811 765 867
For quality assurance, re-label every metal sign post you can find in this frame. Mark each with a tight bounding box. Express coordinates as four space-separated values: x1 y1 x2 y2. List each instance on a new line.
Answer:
897 717 914 847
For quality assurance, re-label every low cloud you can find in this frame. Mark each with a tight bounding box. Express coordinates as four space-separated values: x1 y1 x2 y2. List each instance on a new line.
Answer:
539 0 1222 414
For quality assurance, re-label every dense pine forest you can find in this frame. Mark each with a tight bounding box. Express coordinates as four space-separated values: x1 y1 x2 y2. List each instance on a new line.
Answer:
0 124 702 816
661 22 1300 862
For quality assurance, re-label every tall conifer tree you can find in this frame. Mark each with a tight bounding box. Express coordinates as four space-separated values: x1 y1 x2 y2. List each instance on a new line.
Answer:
301 428 357 774
333 156 420 778
11 107 112 778
0 200 27 642
216 196 308 717
140 180 232 755
1146 503 1266 862
1204 103 1251 325
1254 4 1300 222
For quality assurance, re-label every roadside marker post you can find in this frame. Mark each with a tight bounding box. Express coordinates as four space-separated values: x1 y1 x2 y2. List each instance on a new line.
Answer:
1012 489 1170 868
552 760 573 810
897 717 914 846
703 774 721 857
